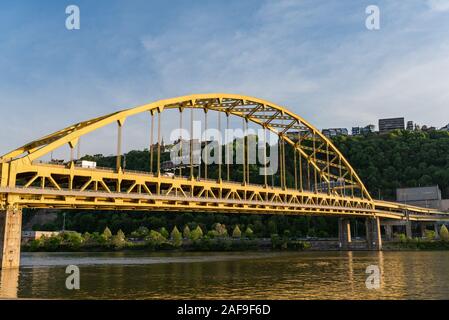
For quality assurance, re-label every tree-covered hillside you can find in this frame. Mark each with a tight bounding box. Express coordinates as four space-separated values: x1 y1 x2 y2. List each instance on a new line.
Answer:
332 130 449 200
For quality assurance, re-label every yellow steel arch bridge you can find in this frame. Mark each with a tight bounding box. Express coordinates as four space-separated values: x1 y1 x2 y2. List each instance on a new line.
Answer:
0 93 448 267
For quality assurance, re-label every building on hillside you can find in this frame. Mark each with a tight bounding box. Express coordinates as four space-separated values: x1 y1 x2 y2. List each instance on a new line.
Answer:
351 127 360 136
421 125 437 132
22 231 61 243
321 128 348 138
440 124 449 131
351 124 375 136
379 117 405 134
396 186 446 210
407 121 414 131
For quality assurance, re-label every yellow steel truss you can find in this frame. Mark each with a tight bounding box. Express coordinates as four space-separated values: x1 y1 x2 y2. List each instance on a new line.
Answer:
0 93 447 221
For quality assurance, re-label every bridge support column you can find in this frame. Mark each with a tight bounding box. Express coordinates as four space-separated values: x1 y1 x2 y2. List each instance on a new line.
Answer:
0 207 22 269
434 223 440 239
384 225 393 241
338 218 352 249
420 223 427 238
365 217 382 250
405 220 413 239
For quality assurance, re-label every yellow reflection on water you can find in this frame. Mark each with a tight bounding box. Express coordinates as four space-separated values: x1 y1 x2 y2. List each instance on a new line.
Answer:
0 267 19 299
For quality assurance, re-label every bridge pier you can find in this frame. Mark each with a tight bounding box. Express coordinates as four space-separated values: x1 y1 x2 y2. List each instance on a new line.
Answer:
405 220 413 239
420 222 427 238
434 223 440 239
384 224 393 241
338 218 352 249
365 217 382 250
0 207 22 269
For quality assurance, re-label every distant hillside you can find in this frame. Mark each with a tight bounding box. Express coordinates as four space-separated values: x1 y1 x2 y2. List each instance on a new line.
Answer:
332 130 449 200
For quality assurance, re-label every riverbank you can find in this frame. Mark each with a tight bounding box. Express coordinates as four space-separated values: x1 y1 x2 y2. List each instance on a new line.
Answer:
22 235 312 253
384 239 449 250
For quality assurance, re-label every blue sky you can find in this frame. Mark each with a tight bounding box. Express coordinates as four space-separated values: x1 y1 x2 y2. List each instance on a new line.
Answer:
1 0 449 158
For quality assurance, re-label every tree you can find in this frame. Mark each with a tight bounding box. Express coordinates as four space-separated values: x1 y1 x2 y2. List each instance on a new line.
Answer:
190 226 203 241
130 226 149 239
111 229 126 248
160 227 169 239
103 226 112 240
440 225 449 242
244 226 254 239
149 230 167 244
171 226 182 247
183 225 191 239
232 225 242 238
214 223 228 237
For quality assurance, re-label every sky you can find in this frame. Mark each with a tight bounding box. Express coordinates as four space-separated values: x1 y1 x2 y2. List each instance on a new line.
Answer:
1 0 449 159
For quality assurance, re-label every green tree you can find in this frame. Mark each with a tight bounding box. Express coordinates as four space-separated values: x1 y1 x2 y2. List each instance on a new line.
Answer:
149 230 167 244
159 227 169 239
171 226 182 247
190 226 203 241
111 229 126 248
103 226 112 240
183 225 191 239
214 223 228 237
244 226 254 239
232 225 242 238
440 225 449 242
130 226 149 239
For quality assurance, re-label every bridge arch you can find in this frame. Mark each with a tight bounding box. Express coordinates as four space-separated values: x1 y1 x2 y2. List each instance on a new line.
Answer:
0 93 372 201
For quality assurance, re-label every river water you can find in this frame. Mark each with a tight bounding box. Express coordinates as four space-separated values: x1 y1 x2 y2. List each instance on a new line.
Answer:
1 251 448 299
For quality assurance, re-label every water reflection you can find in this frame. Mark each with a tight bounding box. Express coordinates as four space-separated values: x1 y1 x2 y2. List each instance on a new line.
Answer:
0 251 448 299
0 267 19 298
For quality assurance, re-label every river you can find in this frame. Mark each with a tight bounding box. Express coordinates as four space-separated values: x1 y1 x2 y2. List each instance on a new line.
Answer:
1 251 448 299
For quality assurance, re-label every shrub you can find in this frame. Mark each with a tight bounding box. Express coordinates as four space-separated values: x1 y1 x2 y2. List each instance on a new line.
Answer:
440 225 449 242
425 230 436 240
232 225 242 238
207 230 220 238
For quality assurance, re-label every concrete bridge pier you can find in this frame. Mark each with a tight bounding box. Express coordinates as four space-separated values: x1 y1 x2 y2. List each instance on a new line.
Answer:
419 222 428 238
365 217 382 250
384 224 393 241
338 218 352 249
405 220 413 239
0 207 22 269
434 223 440 239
